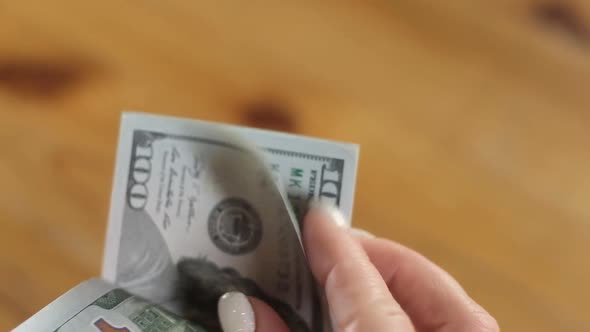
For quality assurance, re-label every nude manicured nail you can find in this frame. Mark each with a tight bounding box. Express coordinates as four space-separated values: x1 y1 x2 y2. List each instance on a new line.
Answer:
349 227 376 238
310 200 348 228
218 292 255 332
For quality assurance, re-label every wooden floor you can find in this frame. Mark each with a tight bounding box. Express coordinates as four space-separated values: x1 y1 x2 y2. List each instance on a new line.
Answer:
1 1 589 330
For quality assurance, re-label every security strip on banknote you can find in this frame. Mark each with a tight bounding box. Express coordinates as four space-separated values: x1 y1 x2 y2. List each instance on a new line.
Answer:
13 112 359 332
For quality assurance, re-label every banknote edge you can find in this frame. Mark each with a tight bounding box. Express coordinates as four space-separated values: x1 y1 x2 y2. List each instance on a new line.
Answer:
101 115 136 282
123 111 360 150
12 278 114 332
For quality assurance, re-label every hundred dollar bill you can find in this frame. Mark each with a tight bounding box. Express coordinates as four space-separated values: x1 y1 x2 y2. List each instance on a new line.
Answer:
13 278 207 331
102 113 359 331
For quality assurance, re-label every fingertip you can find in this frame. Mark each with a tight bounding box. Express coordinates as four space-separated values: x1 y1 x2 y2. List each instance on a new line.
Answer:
303 203 356 285
349 227 376 239
303 201 350 266
218 293 290 332
218 292 255 332
307 200 349 228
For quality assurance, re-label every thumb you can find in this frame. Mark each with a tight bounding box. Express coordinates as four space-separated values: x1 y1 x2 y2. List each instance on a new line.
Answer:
303 202 415 332
218 292 290 332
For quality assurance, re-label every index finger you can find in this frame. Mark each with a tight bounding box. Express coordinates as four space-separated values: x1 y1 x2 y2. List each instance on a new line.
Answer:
354 234 499 332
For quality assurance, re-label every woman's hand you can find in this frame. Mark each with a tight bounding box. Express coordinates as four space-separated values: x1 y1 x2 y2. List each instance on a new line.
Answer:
216 203 499 332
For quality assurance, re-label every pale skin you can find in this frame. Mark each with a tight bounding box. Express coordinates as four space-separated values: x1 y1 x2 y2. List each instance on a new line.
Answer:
247 206 499 332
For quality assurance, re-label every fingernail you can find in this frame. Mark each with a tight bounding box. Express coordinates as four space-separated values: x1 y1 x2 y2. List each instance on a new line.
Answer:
349 228 376 238
309 199 348 227
218 292 255 332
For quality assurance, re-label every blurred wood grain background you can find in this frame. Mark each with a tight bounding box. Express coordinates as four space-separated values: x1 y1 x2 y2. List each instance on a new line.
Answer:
1 0 589 331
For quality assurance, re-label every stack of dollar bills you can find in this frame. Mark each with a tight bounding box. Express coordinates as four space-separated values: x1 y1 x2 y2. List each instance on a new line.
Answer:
14 112 359 332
